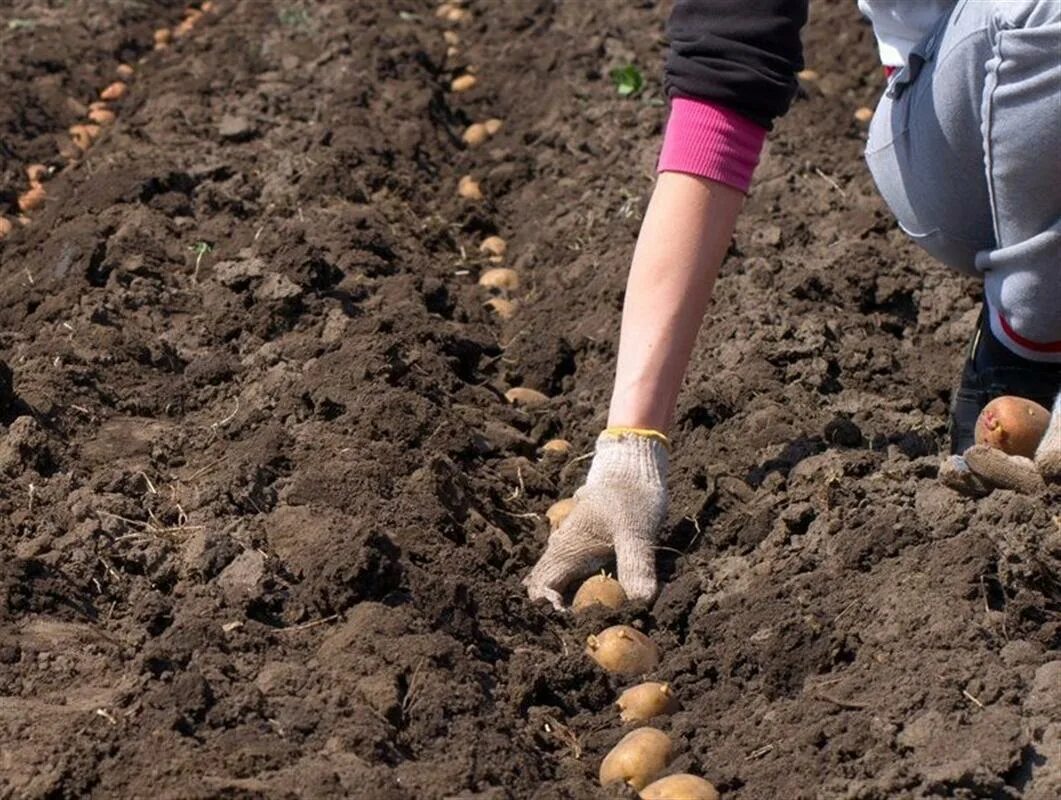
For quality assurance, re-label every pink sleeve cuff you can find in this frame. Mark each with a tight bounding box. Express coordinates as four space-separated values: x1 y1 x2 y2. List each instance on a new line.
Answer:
657 96 768 193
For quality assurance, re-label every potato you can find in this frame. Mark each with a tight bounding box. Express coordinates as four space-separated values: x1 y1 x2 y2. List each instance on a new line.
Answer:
100 81 127 101
445 7 469 22
478 267 519 290
853 106 873 123
154 28 172 46
484 118 503 135
69 124 101 150
25 164 48 183
443 30 460 45
505 387 549 408
0 216 13 240
975 396 1050 458
599 727 673 790
617 682 679 721
540 438 572 456
116 63 134 79
88 107 116 125
484 297 516 320
17 184 46 212
202 1 215 12
462 123 489 146
446 46 460 59
640 774 720 800
435 3 455 17
545 497 575 529
797 68 820 81
586 626 660 675
573 575 626 611
479 235 507 257
458 175 483 200
451 74 477 92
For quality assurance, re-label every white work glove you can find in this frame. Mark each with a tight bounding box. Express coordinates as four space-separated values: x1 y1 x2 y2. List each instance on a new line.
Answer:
940 393 1061 495
524 430 668 609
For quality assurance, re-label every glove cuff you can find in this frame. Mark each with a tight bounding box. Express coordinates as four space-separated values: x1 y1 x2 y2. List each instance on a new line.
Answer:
586 430 668 489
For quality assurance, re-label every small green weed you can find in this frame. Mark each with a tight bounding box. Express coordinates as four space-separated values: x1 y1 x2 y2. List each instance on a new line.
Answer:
610 64 644 98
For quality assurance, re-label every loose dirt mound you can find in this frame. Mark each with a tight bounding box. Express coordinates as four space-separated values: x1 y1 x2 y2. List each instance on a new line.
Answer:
1 1 1058 798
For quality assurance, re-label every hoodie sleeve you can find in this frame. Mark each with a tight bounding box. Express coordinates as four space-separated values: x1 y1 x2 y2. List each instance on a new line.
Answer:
664 0 809 130
658 0 808 192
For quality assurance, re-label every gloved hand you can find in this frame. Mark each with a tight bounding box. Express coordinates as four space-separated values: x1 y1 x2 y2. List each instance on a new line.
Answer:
940 393 1061 495
524 430 668 609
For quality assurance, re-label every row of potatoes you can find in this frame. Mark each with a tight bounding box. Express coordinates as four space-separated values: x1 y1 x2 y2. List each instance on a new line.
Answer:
573 573 720 799
437 0 715 792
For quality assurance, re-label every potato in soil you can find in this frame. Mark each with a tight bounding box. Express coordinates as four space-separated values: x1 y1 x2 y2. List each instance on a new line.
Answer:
586 625 660 675
572 575 626 611
545 497 575 529
617 681 679 721
504 387 548 407
599 727 673 790
478 267 518 290
975 396 1050 458
640 774 720 800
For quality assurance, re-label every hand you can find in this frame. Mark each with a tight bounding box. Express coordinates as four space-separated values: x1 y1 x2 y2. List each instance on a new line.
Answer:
940 394 1061 495
523 431 668 609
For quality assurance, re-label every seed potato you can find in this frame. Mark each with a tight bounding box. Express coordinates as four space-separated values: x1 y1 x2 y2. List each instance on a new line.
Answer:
545 497 575 529
478 267 519 290
17 184 46 212
458 175 482 200
640 774 720 800
504 387 549 408
599 727 673 790
100 81 127 101
572 575 626 611
463 123 489 146
586 625 660 675
484 297 516 320
480 235 507 257
0 217 13 239
617 682 679 721
975 396 1050 458
451 74 477 92
540 438 572 456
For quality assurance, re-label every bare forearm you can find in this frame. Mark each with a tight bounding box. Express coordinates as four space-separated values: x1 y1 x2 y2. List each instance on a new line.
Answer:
607 172 744 432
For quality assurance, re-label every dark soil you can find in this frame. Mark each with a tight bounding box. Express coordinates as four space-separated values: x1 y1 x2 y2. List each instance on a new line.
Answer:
1 1 1058 798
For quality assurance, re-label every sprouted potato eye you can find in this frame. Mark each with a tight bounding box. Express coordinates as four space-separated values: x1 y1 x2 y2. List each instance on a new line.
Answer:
586 625 660 675
572 575 626 611
617 682 679 721
545 497 575 529
599 727 673 790
975 396 1050 458
639 774 720 800
504 387 549 408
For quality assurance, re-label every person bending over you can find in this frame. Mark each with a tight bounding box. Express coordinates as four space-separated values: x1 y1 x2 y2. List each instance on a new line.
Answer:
525 0 1061 609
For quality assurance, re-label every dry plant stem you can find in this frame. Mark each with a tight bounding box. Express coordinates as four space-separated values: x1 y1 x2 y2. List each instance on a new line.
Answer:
608 172 744 432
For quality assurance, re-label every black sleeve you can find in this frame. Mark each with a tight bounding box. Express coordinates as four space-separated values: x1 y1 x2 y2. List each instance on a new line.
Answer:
665 0 809 130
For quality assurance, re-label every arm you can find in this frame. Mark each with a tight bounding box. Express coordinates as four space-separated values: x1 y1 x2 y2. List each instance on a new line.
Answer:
525 1 808 607
607 172 744 433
